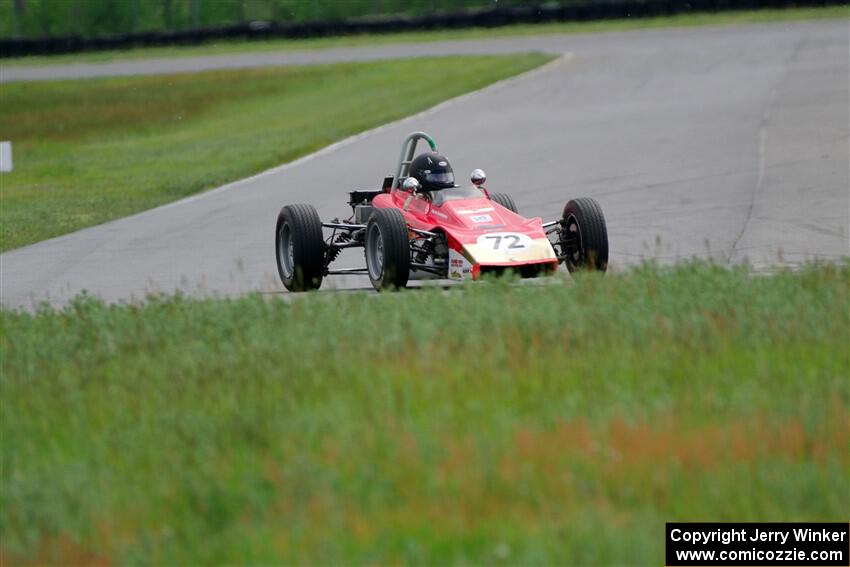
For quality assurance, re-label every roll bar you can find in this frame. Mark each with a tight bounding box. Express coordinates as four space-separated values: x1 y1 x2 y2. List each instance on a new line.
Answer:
391 131 438 190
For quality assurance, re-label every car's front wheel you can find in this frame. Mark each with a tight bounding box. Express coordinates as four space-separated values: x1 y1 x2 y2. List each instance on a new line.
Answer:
490 192 518 213
561 198 608 273
365 208 410 291
275 204 325 291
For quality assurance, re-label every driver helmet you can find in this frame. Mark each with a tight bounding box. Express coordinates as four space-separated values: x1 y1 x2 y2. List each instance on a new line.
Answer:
409 152 455 191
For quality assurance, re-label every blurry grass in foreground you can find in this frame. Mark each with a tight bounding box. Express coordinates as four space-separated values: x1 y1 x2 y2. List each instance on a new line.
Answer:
0 54 550 251
1 261 847 564
2 6 847 67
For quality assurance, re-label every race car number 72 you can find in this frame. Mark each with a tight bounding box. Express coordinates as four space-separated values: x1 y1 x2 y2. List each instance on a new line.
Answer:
477 232 532 253
485 234 522 250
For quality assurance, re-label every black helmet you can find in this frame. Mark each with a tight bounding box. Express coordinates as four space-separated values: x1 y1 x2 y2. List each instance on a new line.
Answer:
409 152 455 191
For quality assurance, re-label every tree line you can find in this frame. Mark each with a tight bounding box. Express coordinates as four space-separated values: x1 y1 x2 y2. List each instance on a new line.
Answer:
1 0 537 38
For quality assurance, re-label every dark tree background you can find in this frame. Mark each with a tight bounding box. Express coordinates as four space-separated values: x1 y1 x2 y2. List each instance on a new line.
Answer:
0 0 546 38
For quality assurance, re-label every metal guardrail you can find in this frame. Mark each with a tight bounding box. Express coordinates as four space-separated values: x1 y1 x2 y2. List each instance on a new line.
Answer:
1 0 846 58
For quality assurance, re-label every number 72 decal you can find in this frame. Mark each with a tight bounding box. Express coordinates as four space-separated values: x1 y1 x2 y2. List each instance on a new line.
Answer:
476 232 533 253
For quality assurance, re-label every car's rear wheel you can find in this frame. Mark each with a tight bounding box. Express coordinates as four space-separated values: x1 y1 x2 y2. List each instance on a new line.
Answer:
490 192 518 213
275 204 325 291
365 208 410 291
561 198 608 273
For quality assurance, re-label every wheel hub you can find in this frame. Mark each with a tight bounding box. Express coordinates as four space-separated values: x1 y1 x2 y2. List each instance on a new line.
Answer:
367 223 384 280
278 222 294 278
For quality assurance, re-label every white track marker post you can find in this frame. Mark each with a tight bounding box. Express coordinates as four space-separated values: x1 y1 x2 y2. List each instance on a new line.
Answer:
0 142 12 172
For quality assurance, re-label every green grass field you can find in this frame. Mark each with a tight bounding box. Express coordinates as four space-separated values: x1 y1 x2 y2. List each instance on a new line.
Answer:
0 53 550 252
2 6 847 67
2 261 847 564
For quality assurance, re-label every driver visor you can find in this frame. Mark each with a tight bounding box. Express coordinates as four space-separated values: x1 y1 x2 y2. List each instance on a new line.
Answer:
425 171 454 185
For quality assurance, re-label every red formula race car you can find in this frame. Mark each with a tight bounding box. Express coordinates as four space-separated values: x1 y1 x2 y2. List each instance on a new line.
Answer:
275 132 608 292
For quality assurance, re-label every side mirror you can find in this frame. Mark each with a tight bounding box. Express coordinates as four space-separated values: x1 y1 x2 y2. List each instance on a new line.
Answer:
402 177 421 192
470 169 487 186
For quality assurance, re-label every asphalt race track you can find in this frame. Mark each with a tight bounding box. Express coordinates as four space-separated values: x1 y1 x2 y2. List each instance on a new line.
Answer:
1 20 847 307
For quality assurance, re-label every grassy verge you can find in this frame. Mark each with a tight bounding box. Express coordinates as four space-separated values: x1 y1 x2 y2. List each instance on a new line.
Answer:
0 53 550 252
2 6 846 68
1 261 847 564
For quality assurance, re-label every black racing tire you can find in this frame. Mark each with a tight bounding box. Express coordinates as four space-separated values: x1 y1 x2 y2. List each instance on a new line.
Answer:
275 204 325 291
561 198 608 273
490 192 518 214
365 208 410 291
